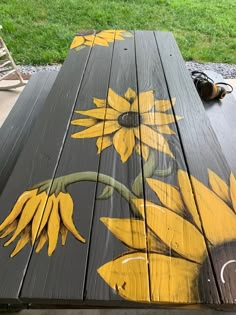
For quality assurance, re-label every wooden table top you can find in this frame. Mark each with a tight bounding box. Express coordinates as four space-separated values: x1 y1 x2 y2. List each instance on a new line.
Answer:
0 30 236 310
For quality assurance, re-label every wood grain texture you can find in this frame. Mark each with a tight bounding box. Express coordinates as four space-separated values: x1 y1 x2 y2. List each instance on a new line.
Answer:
0 43 92 303
84 31 150 305
20 33 115 304
0 71 58 194
155 31 235 306
134 30 218 305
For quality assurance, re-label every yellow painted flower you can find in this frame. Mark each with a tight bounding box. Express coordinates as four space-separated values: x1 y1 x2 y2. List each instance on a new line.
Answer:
98 170 236 303
0 188 85 257
70 30 131 49
71 88 181 163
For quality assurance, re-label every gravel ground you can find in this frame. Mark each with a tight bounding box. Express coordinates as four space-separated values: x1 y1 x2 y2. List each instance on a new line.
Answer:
18 61 236 79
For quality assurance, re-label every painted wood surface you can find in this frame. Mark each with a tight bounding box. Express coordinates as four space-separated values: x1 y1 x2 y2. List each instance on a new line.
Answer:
0 31 235 309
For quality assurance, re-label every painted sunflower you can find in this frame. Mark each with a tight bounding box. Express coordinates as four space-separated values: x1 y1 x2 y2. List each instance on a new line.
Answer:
0 186 85 257
98 169 236 303
70 30 132 49
71 88 181 163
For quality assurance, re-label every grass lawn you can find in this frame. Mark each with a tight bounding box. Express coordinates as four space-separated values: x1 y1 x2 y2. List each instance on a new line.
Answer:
0 0 235 65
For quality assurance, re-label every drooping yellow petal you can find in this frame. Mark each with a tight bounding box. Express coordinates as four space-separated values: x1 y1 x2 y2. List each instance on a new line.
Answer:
59 193 85 243
84 35 95 42
31 195 49 243
191 175 236 245
71 118 97 127
47 195 60 256
139 91 154 113
4 192 46 246
93 36 109 46
149 253 200 302
113 128 135 163
142 113 182 126
70 36 85 49
97 252 150 302
84 41 93 47
135 143 149 161
146 178 184 216
75 108 119 120
154 98 176 112
71 121 120 138
37 196 53 237
97 31 115 40
135 125 174 158
36 230 48 253
108 88 131 113
0 220 17 238
0 189 38 232
155 125 175 135
230 173 236 212
93 98 106 108
177 170 201 230
96 136 113 154
10 226 31 257
115 34 125 40
60 224 68 246
208 169 230 203
124 88 137 102
133 199 206 263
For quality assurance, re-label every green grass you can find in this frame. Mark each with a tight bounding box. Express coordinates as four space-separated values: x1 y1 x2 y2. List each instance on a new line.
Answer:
0 0 235 64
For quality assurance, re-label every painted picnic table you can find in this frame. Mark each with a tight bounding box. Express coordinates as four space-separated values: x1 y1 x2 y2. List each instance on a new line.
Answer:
0 30 236 310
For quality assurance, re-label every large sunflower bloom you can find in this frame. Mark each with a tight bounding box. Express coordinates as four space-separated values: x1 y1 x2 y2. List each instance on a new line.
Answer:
70 30 131 49
0 187 85 257
98 170 236 303
71 88 181 163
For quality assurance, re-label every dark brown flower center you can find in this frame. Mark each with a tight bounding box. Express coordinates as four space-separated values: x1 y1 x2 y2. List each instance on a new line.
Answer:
118 111 140 128
199 240 236 303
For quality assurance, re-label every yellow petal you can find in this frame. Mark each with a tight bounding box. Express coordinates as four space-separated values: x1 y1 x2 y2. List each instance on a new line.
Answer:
0 189 38 232
37 196 53 236
113 128 135 163
191 175 236 245
70 36 84 49
47 195 60 256
147 178 184 216
133 199 206 263
115 34 125 40
59 193 85 243
36 230 48 253
71 121 120 138
155 125 175 135
4 192 46 246
135 143 149 161
135 125 174 158
10 226 31 257
97 252 150 302
177 170 201 230
98 31 115 40
84 35 95 41
108 88 131 113
93 36 109 46
71 118 97 127
124 88 137 102
208 169 230 203
31 195 49 243
93 98 106 108
84 41 93 47
230 173 236 212
96 136 113 154
75 108 119 120
130 97 139 112
142 113 182 126
0 220 17 238
149 253 200 302
154 98 176 112
60 224 68 246
139 91 154 113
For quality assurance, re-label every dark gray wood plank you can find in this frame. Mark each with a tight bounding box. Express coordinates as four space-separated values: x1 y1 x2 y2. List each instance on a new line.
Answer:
85 31 150 305
134 30 218 306
155 31 235 306
0 38 93 303
20 32 116 304
0 71 58 194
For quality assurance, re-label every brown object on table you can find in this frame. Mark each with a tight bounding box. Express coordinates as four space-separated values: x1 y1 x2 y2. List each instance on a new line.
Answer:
0 30 236 310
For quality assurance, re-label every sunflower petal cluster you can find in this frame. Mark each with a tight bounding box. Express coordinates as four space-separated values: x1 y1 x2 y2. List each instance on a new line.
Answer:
71 88 181 163
0 188 85 257
97 170 236 303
